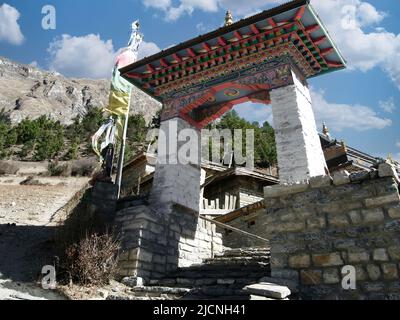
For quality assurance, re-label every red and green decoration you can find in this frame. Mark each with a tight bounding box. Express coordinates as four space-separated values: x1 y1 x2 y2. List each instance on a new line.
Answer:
120 0 346 128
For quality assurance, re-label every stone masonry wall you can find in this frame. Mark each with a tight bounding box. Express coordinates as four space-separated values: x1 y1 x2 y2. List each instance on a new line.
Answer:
115 203 223 282
222 163 400 299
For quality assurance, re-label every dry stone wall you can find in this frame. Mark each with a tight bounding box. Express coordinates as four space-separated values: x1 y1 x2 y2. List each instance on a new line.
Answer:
115 203 223 282
222 164 400 299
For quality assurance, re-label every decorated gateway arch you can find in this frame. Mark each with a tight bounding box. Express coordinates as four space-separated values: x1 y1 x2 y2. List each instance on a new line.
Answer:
120 0 346 212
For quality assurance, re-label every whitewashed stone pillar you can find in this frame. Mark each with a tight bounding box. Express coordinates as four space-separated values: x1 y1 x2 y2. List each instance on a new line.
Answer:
149 117 202 212
270 69 327 183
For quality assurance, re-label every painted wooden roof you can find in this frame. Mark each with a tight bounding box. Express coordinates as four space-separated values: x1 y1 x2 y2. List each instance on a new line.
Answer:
120 0 346 102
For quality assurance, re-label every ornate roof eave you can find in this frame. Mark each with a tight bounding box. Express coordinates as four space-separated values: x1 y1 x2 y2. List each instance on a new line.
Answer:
120 0 347 101
120 0 311 75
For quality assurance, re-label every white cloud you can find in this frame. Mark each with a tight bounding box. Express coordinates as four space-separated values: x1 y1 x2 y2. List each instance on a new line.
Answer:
29 61 39 68
48 34 116 79
310 0 400 89
142 0 219 21
233 89 391 133
218 0 280 16
138 41 161 59
196 22 207 33
396 142 400 149
379 97 396 113
143 0 172 10
0 3 24 45
311 89 392 132
48 34 160 79
233 102 274 126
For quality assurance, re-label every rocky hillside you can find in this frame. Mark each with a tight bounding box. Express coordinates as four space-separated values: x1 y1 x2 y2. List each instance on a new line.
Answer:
0 57 161 125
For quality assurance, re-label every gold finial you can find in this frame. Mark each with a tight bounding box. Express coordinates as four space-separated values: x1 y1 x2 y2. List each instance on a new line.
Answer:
224 10 234 26
322 122 330 137
387 154 394 163
340 140 347 151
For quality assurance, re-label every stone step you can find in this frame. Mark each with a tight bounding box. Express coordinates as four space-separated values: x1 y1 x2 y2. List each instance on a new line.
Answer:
258 276 299 294
185 259 270 268
243 282 291 299
217 248 271 258
203 256 270 265
173 264 270 275
168 270 270 282
107 294 180 301
250 295 289 300
108 286 192 300
126 247 274 300
150 274 270 288
130 286 192 295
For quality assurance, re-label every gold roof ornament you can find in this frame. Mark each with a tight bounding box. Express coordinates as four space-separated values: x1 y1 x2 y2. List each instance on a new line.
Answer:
340 140 347 152
224 10 234 26
322 122 330 138
387 154 394 164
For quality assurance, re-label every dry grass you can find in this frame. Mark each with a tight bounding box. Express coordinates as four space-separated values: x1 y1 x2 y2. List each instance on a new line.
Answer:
64 232 120 286
55 187 120 287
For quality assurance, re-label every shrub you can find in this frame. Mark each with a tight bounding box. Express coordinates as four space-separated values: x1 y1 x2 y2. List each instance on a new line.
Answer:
34 127 64 161
65 139 79 161
19 140 34 158
64 232 119 286
71 158 99 177
48 161 71 177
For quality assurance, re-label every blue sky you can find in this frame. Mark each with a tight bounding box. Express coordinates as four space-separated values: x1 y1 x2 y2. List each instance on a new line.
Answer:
0 0 399 160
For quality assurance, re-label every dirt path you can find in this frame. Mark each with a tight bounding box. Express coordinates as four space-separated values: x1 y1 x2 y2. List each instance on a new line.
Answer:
0 175 89 300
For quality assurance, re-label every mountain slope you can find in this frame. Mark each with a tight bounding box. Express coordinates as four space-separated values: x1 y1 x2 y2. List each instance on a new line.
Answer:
0 57 161 125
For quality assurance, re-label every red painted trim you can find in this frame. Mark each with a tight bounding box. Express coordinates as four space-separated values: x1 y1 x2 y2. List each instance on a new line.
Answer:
320 47 334 56
233 31 243 40
160 58 169 68
147 64 155 73
142 22 297 80
305 24 320 33
312 36 326 46
143 20 332 89
294 6 306 21
175 81 274 128
203 42 211 52
268 18 277 28
172 53 182 63
291 30 321 70
326 60 343 68
187 48 196 57
218 36 227 46
125 72 143 79
250 24 260 35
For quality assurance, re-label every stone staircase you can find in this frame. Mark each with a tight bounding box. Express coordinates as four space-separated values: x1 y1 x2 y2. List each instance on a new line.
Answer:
108 247 285 300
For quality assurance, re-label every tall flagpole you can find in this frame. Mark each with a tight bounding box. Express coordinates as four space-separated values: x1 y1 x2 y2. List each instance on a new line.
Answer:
115 22 142 198
92 21 143 197
116 109 129 198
